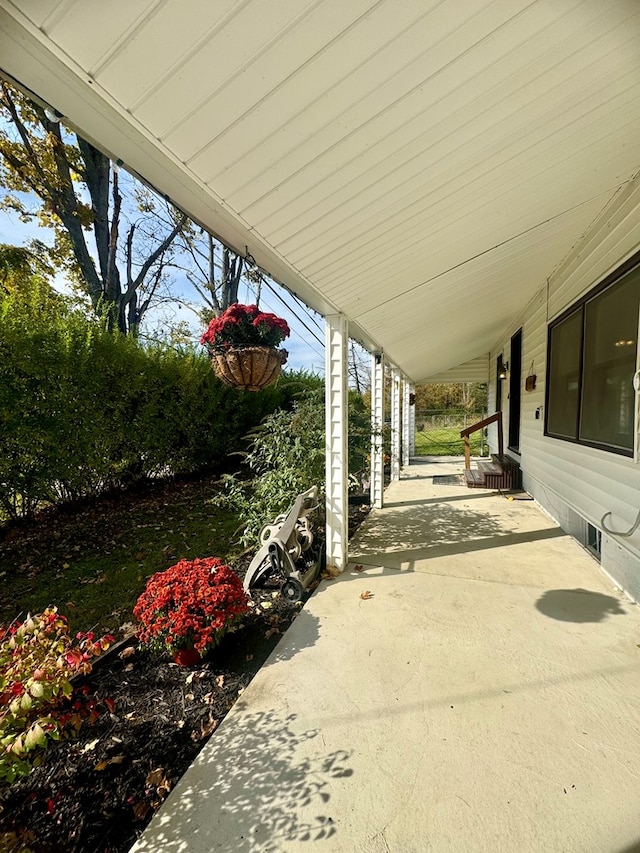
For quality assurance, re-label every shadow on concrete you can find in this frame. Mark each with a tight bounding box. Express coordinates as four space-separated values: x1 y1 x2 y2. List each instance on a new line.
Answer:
384 491 497 508
391 525 565 566
347 526 566 573
349 492 565 569
132 706 353 853
351 500 508 555
265 609 321 667
535 588 629 623
616 842 640 853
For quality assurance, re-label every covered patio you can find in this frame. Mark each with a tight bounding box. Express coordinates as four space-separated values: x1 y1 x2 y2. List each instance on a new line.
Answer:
131 459 640 853
2 3 640 849
3 0 640 576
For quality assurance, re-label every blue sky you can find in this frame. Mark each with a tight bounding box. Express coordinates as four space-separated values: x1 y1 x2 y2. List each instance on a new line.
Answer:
0 201 327 375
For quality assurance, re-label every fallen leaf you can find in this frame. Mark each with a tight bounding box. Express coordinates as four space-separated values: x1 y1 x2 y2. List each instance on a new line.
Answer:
83 738 100 752
260 601 273 610
353 565 364 572
133 801 151 821
215 675 225 688
146 768 166 787
192 713 218 742
360 590 374 600
185 692 195 701
118 646 135 660
265 627 280 639
245 654 254 662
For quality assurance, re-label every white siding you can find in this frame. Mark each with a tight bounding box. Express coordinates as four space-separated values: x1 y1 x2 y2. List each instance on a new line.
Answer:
489 180 640 599
4 0 640 380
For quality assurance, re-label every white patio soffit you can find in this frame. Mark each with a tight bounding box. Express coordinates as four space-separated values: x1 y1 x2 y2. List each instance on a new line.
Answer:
2 0 640 382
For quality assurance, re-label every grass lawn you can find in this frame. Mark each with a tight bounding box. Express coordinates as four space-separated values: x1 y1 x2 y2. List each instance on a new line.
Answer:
414 427 487 457
0 476 241 635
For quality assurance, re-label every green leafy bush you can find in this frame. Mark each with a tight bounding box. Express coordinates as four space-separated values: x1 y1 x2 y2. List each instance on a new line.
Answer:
0 283 304 519
218 387 372 545
0 608 113 785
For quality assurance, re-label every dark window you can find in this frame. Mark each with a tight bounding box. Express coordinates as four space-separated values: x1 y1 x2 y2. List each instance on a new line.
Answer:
580 274 638 451
508 328 522 452
545 260 640 456
547 309 582 439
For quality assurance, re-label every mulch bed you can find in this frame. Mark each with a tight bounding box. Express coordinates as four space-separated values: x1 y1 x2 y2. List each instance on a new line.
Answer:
0 506 370 853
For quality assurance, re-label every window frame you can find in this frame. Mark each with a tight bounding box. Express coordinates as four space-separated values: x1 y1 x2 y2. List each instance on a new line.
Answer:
544 252 640 459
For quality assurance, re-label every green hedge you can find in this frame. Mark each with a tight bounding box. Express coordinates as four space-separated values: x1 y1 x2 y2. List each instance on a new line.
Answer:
0 283 298 519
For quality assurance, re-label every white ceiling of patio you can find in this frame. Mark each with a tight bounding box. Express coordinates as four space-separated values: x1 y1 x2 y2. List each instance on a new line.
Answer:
2 0 640 381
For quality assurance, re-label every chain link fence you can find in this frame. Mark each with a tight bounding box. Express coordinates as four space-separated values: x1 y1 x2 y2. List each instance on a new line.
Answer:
414 409 489 457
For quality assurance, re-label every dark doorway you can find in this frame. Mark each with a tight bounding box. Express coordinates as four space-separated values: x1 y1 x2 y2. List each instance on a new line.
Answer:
509 328 522 452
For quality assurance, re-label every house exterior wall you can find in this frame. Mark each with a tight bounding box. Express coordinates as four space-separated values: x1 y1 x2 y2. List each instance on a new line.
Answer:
488 180 640 601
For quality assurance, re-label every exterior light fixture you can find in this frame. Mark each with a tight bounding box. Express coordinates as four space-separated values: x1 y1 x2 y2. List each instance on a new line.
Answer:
498 356 509 380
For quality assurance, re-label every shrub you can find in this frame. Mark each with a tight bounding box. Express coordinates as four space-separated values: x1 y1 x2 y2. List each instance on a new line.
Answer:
218 386 373 546
0 608 113 785
133 558 250 656
0 283 302 519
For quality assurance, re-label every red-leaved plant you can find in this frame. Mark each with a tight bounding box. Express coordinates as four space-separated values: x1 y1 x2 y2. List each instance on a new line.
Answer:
0 607 114 784
133 558 249 657
200 303 290 355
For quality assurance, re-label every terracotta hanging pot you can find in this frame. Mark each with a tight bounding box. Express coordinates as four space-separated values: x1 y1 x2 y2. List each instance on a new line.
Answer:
172 647 201 667
211 345 286 391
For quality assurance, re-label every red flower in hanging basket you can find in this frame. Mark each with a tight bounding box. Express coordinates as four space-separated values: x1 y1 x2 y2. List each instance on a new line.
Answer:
200 303 290 352
200 304 291 390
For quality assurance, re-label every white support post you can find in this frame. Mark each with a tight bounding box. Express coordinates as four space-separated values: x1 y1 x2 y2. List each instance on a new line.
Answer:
409 383 416 456
390 369 401 482
370 353 385 509
325 314 349 572
402 379 411 468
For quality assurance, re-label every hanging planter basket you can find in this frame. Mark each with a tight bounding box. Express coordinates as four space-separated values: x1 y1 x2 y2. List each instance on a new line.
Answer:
211 345 286 391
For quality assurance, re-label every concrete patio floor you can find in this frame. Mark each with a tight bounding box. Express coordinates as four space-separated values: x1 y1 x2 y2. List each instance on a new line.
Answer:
132 458 640 853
